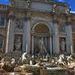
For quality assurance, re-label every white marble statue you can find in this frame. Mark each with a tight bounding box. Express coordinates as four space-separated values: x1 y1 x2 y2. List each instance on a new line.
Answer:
11 58 15 65
38 38 47 56
0 58 5 68
21 52 27 62
57 54 65 65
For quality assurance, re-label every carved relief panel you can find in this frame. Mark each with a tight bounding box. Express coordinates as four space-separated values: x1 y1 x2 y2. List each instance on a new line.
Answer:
15 19 23 29
15 18 24 33
31 2 52 12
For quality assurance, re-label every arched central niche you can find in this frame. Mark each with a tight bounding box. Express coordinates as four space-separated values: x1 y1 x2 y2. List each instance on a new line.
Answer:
34 23 49 33
32 23 50 56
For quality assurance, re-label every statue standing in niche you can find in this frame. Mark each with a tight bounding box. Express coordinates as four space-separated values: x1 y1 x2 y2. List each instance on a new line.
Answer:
14 36 22 51
60 39 66 54
38 38 47 57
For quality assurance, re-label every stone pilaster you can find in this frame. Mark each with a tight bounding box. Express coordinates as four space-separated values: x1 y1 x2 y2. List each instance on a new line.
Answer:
32 36 34 55
65 25 73 54
52 22 60 55
5 17 15 53
23 17 30 53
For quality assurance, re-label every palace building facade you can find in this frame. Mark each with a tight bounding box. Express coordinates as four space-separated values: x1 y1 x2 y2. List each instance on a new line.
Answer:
0 0 75 56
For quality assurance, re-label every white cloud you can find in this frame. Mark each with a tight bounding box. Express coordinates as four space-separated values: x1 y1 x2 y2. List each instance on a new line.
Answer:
70 11 75 13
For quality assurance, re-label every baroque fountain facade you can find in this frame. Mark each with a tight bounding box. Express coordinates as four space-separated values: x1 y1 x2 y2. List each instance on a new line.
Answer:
0 0 74 57
0 0 75 75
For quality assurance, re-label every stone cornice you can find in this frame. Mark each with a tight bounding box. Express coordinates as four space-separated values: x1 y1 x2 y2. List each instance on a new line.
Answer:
0 1 69 15
9 0 68 9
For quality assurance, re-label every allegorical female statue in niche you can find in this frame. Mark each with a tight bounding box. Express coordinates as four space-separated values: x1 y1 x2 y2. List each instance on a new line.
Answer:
60 39 66 54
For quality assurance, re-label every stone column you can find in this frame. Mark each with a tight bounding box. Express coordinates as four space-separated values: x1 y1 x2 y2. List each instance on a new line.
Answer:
23 17 30 53
52 22 60 55
50 36 52 55
65 25 73 54
5 16 15 53
32 36 34 55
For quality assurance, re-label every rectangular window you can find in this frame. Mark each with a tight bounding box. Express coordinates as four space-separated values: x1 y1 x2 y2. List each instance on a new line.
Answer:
0 37 3 48
0 16 5 26
0 39 3 48
59 25 65 33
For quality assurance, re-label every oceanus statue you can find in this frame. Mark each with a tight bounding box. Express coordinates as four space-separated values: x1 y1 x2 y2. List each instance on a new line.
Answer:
38 38 47 57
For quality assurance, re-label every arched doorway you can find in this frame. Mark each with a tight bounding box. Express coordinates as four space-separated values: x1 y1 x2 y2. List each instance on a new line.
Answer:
31 23 50 56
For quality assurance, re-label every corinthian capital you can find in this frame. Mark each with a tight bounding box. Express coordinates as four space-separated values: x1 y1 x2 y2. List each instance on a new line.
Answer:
8 10 15 19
